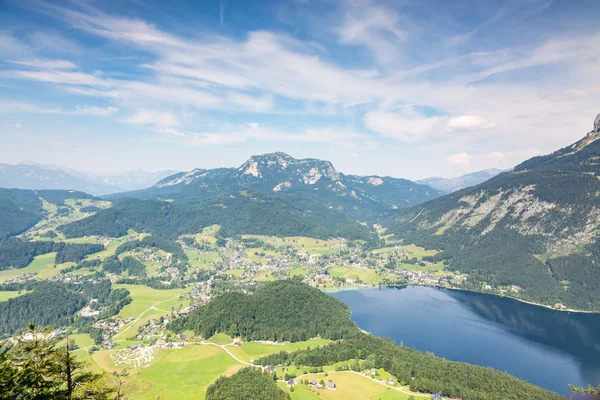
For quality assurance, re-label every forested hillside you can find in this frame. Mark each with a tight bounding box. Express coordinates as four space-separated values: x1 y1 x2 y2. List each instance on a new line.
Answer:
169 280 358 342
0 189 44 241
60 193 377 243
390 120 600 310
0 280 130 336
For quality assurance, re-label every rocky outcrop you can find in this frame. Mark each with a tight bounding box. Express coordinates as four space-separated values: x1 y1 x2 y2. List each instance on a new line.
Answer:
594 113 600 132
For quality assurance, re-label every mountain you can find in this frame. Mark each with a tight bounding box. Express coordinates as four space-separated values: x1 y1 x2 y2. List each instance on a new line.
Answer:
0 163 176 195
417 168 504 193
119 152 442 220
390 114 600 310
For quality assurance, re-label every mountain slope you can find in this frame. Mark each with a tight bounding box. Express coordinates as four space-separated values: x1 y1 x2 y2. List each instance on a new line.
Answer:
118 152 441 220
390 115 600 310
0 188 99 241
417 168 504 193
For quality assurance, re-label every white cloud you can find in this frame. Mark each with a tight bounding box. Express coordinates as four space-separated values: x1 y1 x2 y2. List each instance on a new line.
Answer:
446 115 495 130
124 109 179 128
447 149 543 170
446 152 472 166
7 59 76 70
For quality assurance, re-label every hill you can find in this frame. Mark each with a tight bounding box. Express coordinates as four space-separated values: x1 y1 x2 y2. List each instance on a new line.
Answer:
417 168 504 193
114 152 441 220
169 280 358 342
390 114 600 310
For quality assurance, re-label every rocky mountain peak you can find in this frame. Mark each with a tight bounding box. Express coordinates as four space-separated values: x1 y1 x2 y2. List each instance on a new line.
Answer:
594 113 600 132
237 152 339 182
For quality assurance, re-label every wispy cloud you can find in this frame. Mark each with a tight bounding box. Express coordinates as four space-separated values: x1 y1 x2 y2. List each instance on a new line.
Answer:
0 102 118 116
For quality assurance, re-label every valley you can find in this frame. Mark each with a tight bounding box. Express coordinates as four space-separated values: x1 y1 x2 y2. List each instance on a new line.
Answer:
2 118 600 399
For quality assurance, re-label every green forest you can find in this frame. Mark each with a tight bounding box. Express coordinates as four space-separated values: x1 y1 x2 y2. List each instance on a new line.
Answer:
0 239 104 270
205 367 290 400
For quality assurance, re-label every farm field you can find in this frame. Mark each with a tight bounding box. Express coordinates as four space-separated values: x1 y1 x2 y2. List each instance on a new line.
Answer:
0 252 74 282
112 285 191 339
225 338 331 363
185 251 219 268
328 266 382 284
281 372 429 400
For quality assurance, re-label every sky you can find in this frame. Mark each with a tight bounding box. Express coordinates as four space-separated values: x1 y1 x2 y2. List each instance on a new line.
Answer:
1 0 599 180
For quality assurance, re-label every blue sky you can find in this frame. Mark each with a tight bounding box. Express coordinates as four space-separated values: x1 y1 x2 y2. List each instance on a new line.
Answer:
1 0 599 179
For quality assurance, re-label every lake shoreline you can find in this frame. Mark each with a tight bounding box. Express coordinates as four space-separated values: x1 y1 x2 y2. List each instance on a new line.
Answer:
321 283 600 314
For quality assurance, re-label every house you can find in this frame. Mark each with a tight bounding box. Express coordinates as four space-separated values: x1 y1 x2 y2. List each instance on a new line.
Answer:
327 380 336 390
309 380 317 386
431 394 443 400
387 377 394 384
370 368 377 375
249 359 254 365
233 338 241 346
265 365 275 373
316 384 324 389
287 378 294 386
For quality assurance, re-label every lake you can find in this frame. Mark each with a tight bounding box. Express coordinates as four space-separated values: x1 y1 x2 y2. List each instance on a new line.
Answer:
329 286 600 396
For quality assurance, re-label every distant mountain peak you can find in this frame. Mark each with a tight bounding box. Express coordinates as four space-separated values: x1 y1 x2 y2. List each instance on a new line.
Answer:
237 152 340 182
593 113 600 132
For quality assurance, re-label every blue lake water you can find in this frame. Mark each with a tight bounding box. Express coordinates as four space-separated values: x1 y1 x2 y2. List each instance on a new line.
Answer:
329 286 600 396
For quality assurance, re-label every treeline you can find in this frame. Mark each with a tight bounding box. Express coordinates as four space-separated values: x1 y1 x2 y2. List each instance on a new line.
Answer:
103 256 147 277
256 335 564 400
0 280 131 336
0 239 104 270
205 367 290 400
169 280 358 342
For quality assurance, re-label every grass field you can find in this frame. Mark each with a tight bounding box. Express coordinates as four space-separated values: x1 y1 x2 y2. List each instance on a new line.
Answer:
0 291 27 302
328 266 382 284
282 372 428 400
112 285 191 339
403 244 438 258
224 268 244 277
185 251 219 268
290 267 309 277
0 252 72 282
225 338 331 363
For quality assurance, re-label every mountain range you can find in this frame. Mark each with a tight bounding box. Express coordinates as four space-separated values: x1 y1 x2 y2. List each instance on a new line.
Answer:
0 162 177 195
119 151 442 219
417 169 504 193
2 114 600 310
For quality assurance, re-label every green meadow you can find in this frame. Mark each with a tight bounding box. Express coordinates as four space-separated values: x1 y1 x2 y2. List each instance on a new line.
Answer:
112 285 191 339
0 291 27 302
328 265 382 284
0 252 74 282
